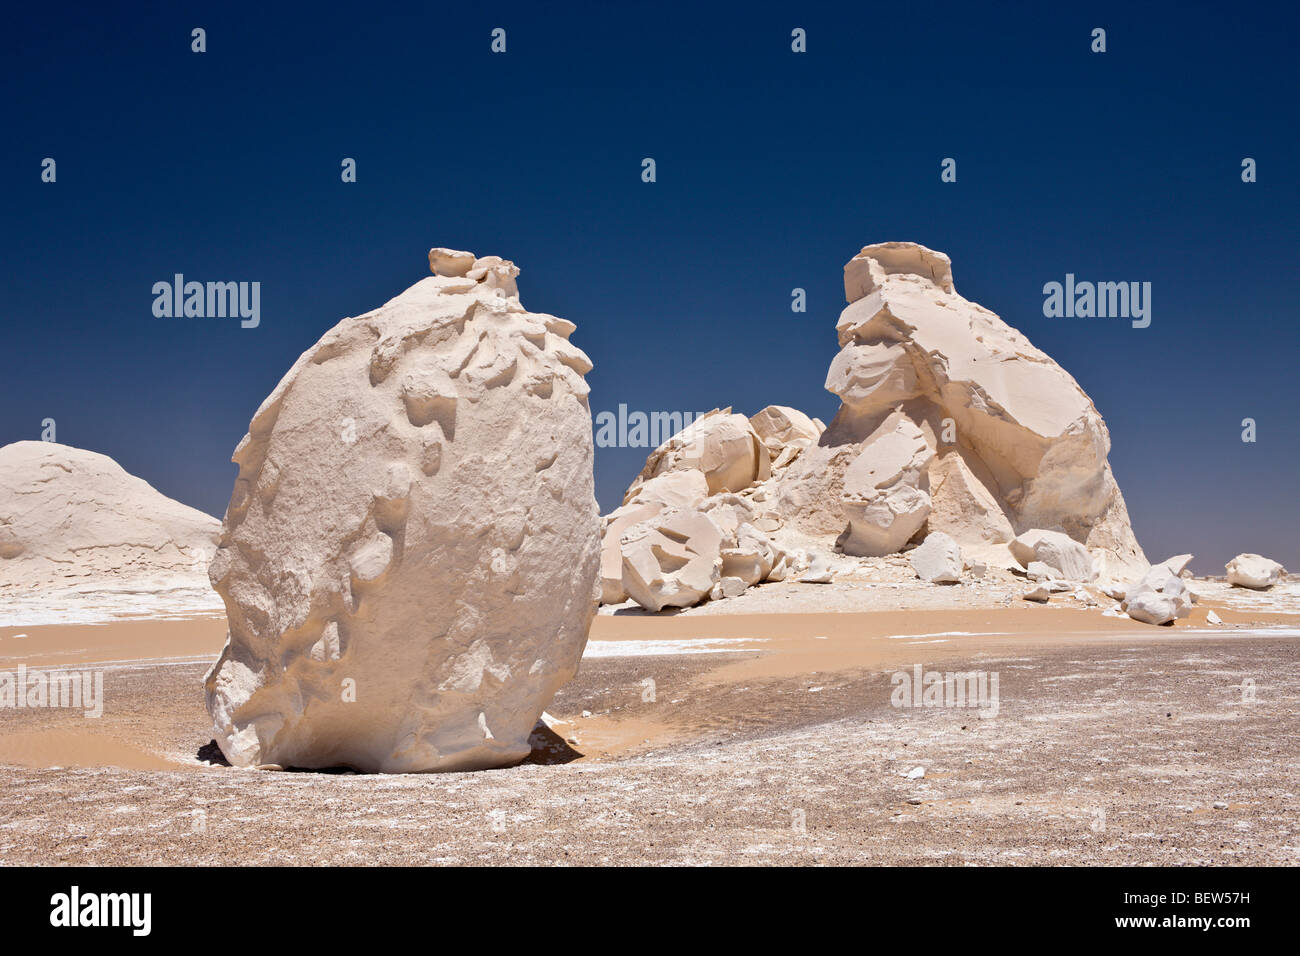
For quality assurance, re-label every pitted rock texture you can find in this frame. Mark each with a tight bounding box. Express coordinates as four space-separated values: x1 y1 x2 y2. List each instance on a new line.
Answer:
205 249 600 772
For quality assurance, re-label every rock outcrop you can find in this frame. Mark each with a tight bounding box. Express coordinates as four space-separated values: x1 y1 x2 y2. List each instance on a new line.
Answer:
599 242 1149 612
600 406 813 609
1226 553 1285 590
204 248 600 772
777 241 1146 574
838 415 934 556
620 509 725 612
0 440 219 591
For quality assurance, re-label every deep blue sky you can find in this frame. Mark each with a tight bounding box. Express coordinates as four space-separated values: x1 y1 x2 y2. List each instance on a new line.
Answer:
2 1 1296 573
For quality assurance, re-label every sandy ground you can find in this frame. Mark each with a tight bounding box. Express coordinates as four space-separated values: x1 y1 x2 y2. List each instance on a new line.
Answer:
0 576 1297 865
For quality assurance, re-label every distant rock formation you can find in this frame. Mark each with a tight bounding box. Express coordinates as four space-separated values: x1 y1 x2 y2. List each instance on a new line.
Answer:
778 242 1146 572
204 248 601 772
600 407 816 608
1122 554 1195 625
1226 553 1286 590
0 440 219 591
600 242 1148 610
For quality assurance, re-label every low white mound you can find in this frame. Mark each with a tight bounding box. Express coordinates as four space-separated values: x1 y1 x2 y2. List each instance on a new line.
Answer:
204 248 601 773
0 440 220 592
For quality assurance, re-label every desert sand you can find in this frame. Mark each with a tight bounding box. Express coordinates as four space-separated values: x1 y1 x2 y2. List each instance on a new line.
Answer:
1 573 1296 865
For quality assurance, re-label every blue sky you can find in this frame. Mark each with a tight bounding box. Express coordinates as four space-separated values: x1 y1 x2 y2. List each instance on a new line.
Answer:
2 1 1297 572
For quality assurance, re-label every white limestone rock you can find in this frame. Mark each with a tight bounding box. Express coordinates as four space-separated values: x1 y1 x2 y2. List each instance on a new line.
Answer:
709 576 748 601
0 441 220 592
598 470 709 604
749 405 823 458
1025 561 1056 582
776 242 1146 574
926 450 1017 547
205 250 600 772
1010 529 1098 582
1122 553 1192 601
909 531 963 583
624 408 769 500
800 551 838 583
720 523 777 587
838 415 934 557
600 453 797 609
1125 585 1191 626
599 501 661 605
1022 585 1051 603
427 247 477 277
1122 556 1195 626
620 509 723 612
1226 553 1285 590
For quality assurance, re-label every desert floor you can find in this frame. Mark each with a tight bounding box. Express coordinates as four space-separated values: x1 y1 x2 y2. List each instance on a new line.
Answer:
0 577 1297 865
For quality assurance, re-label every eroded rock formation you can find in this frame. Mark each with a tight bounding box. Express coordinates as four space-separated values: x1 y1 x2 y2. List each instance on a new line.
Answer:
778 241 1146 574
598 242 1148 611
205 248 600 772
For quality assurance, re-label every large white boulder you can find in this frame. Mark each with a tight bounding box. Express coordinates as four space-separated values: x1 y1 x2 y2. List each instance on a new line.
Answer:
1122 555 1194 625
908 531 963 583
0 440 219 591
1125 580 1193 626
624 408 769 499
839 415 934 556
776 242 1146 573
620 509 723 611
204 250 600 772
599 470 709 603
1009 529 1097 582
1226 553 1285 590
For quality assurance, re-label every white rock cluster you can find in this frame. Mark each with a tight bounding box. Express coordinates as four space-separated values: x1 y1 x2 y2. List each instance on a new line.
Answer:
600 241 1150 610
205 248 601 772
600 407 822 609
1122 554 1195 625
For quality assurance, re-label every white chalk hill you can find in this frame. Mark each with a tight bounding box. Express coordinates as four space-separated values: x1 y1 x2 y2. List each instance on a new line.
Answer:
0 440 220 591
